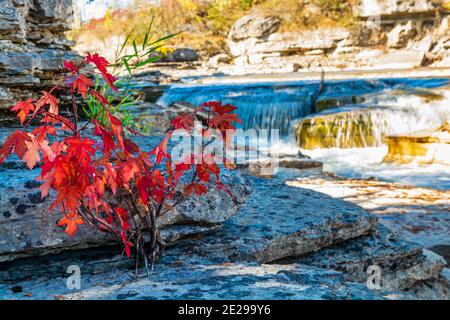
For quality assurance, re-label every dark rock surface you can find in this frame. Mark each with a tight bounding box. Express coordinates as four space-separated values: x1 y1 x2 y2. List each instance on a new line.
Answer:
0 168 448 299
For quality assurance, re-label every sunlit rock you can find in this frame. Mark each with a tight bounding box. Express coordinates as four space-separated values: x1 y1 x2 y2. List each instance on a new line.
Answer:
383 121 450 165
0 0 78 111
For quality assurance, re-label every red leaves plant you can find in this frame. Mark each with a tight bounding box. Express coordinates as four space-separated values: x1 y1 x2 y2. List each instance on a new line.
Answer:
0 53 240 269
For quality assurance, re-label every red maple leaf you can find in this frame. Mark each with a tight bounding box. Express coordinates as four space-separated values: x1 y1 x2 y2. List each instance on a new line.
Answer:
171 114 194 130
86 53 109 72
63 61 80 74
0 130 32 164
36 91 59 115
11 99 35 125
93 120 115 156
57 213 84 238
86 53 117 92
203 101 237 115
72 74 94 98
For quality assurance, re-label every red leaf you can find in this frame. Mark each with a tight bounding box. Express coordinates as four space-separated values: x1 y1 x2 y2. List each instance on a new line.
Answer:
86 53 117 92
202 101 237 115
36 91 59 115
11 99 34 125
90 90 110 106
57 213 84 239
151 133 171 164
0 130 32 164
86 53 109 72
93 121 115 155
22 138 40 169
63 61 80 74
72 74 94 98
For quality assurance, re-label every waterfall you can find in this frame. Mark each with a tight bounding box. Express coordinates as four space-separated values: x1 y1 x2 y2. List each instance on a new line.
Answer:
295 87 450 149
156 79 400 137
155 77 449 148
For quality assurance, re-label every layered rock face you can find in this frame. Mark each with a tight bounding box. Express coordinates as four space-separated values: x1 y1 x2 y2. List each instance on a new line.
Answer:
383 120 450 164
0 0 78 113
226 1 450 71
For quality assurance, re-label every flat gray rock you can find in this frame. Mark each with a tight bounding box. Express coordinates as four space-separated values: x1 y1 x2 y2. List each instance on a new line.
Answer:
159 173 378 263
291 226 446 291
0 260 383 300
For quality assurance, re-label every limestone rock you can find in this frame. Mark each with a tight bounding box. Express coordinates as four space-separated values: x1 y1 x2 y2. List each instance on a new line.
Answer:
293 226 445 291
228 14 280 41
0 159 251 262
286 170 450 250
169 174 377 264
0 0 77 111
357 0 438 18
0 260 384 300
387 21 417 48
383 121 450 165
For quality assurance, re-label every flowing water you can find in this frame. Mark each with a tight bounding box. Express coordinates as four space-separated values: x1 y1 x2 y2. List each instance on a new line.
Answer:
157 77 450 189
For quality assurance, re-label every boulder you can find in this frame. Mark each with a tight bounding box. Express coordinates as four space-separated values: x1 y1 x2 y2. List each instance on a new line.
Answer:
161 48 199 62
228 14 280 41
383 121 450 165
0 159 251 262
357 0 438 18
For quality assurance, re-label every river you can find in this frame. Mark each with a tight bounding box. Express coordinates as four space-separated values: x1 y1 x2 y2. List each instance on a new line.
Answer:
155 77 450 190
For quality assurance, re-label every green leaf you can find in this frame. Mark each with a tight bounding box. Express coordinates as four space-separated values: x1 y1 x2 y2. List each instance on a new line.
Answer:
123 58 132 75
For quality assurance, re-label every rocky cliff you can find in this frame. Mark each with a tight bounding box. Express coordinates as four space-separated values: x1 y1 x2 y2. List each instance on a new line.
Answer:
226 0 450 72
0 0 78 113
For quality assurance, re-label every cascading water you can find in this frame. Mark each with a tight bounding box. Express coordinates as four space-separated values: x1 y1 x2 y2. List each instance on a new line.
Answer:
296 89 450 149
155 77 450 189
156 79 395 136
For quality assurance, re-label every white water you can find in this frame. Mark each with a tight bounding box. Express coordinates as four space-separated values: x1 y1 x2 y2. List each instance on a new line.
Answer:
301 146 450 190
156 77 450 190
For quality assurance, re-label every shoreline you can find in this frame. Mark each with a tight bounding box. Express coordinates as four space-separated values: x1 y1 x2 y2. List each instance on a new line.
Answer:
191 67 450 85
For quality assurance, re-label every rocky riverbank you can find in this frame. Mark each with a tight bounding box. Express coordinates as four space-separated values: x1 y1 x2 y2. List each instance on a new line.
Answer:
0 162 449 299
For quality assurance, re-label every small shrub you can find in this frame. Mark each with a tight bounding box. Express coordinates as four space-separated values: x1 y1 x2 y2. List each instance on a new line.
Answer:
0 53 240 269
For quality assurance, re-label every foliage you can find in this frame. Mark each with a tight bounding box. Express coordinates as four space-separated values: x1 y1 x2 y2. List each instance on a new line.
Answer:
0 54 240 268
